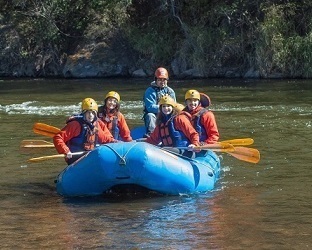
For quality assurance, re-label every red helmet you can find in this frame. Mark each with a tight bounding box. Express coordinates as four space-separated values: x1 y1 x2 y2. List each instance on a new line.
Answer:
155 67 169 79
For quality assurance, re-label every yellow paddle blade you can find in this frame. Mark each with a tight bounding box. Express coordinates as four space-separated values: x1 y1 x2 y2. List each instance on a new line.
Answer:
221 138 254 146
20 139 54 148
28 154 65 162
228 147 260 164
33 123 61 138
28 151 85 163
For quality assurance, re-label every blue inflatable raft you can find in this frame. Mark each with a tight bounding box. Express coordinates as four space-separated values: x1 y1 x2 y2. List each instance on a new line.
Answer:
55 141 221 197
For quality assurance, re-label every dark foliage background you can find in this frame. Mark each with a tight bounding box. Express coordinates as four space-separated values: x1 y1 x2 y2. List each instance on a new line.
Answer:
1 0 312 78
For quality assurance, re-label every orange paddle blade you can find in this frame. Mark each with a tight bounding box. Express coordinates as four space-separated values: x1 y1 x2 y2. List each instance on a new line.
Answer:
228 147 260 164
33 123 61 137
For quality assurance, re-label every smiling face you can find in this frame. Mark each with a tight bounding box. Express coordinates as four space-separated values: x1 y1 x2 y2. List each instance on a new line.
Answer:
161 104 173 115
105 97 118 110
84 110 96 123
156 78 168 88
186 98 200 111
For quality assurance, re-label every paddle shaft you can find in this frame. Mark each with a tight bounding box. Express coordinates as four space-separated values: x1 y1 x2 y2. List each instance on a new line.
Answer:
30 123 260 163
28 151 85 163
167 143 235 152
33 123 254 146
171 145 260 164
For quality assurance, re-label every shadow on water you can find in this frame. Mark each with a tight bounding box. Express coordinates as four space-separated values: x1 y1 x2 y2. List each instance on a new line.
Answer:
62 184 167 205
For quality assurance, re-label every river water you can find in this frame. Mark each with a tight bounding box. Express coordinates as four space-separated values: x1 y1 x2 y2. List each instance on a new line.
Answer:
0 77 311 249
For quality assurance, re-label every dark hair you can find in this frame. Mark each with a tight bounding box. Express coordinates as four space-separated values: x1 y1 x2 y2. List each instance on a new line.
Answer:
155 112 164 126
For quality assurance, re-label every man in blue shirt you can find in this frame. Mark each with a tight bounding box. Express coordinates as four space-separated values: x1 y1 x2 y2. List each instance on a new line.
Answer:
143 67 176 137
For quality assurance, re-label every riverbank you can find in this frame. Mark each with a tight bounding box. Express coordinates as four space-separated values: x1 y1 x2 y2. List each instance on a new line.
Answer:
2 2 312 79
0 42 268 79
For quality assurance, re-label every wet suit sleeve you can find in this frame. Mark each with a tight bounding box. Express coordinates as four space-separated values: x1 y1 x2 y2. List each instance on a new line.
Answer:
53 121 81 154
143 87 159 114
97 119 115 143
174 115 200 146
118 113 133 142
201 111 220 144
145 126 162 145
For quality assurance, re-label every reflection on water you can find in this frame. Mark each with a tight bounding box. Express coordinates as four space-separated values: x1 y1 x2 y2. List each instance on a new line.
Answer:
0 78 311 248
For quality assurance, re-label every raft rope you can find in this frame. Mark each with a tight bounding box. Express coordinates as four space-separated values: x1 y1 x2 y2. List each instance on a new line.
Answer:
101 143 217 177
102 143 138 165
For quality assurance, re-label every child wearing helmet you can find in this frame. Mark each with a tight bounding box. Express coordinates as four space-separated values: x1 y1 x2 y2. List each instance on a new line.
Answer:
98 91 132 142
184 89 219 144
143 67 176 137
53 98 116 165
145 95 200 155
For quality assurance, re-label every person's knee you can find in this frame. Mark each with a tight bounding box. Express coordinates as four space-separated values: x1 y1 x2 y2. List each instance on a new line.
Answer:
144 113 156 124
145 113 156 120
144 113 156 134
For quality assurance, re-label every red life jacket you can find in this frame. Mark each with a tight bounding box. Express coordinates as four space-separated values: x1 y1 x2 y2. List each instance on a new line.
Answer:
158 114 191 147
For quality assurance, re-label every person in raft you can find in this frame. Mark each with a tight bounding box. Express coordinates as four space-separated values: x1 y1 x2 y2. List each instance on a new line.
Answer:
97 91 132 142
143 67 176 138
183 89 220 144
53 98 116 165
145 95 200 157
